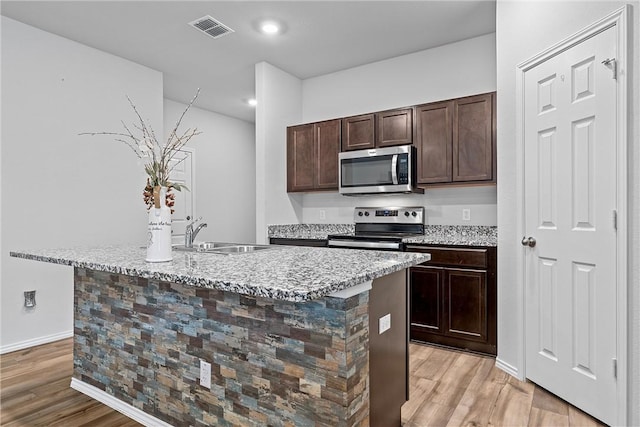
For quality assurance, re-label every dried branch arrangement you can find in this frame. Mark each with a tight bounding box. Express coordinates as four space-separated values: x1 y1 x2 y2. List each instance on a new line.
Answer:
80 90 202 210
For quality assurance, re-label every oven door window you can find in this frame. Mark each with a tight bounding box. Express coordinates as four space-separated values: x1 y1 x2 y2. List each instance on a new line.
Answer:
341 155 394 187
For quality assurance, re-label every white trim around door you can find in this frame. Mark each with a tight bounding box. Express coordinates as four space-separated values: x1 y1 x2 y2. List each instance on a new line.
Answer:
515 5 628 425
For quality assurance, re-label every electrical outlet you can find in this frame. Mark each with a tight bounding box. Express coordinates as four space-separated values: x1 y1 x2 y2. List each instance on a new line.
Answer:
379 313 391 334
24 290 36 308
462 208 471 221
319 209 326 220
200 359 211 389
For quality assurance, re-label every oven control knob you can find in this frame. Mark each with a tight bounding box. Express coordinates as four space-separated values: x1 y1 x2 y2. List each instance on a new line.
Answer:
364 211 370 217
358 212 364 217
411 211 417 217
404 211 410 217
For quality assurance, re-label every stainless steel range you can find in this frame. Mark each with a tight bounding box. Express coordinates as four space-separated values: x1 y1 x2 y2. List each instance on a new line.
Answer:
327 207 425 251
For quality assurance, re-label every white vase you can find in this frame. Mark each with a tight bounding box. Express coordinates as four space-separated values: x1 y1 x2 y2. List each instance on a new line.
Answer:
146 186 173 262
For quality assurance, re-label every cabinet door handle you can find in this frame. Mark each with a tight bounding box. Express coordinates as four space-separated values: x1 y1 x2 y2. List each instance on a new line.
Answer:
391 154 399 184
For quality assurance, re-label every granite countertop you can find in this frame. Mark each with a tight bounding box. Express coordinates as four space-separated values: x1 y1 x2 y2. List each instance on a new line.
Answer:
10 245 429 302
268 224 497 247
268 223 355 240
404 225 497 247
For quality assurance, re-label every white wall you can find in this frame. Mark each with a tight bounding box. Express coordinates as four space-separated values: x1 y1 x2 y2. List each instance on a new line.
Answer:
163 100 255 243
301 187 497 226
0 17 163 352
303 33 497 122
299 33 497 226
255 62 304 244
254 35 497 234
496 2 640 424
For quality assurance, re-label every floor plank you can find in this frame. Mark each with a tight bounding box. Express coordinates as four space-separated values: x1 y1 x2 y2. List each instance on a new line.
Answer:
1 338 608 426
445 357 503 427
403 343 606 427
0 339 140 427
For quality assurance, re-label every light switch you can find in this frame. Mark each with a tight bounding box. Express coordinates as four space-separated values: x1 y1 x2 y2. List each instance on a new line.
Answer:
379 313 391 334
200 359 211 389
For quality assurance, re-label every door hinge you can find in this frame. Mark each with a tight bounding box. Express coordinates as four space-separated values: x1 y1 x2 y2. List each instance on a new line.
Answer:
602 58 617 80
613 210 618 231
613 358 617 379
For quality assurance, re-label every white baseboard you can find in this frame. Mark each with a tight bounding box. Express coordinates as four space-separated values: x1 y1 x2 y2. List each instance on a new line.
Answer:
71 378 173 427
0 330 73 355
495 357 522 380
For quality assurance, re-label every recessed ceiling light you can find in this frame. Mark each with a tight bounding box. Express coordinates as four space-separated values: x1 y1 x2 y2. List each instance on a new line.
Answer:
248 98 258 106
260 22 280 35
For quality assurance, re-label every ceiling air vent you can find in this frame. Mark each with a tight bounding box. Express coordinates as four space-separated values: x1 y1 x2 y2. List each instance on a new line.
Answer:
188 15 234 39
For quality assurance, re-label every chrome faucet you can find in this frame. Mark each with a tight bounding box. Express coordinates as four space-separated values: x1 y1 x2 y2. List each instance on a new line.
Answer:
185 217 207 248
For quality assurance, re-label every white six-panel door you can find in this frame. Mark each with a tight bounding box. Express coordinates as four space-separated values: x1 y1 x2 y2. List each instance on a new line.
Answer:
523 26 617 425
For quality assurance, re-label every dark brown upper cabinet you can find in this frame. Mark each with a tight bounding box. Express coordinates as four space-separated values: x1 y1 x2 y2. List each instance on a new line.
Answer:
287 123 314 192
376 108 413 148
287 92 495 193
453 93 494 182
342 108 413 151
415 100 453 184
287 119 341 193
342 114 375 151
315 120 341 190
415 92 495 185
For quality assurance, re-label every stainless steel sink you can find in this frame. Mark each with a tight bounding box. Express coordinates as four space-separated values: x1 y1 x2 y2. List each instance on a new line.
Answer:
196 242 239 250
209 245 272 254
173 242 273 254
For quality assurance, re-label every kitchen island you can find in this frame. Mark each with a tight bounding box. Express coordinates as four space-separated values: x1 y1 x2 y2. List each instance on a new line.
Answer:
10 245 430 427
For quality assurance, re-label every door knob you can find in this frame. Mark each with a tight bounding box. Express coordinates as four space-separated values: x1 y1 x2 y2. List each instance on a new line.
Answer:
521 236 536 247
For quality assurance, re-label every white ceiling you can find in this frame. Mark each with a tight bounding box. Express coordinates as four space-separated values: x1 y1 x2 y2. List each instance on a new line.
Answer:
1 1 496 123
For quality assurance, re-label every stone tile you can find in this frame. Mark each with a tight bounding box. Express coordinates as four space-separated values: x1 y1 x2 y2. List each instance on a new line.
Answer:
73 268 371 426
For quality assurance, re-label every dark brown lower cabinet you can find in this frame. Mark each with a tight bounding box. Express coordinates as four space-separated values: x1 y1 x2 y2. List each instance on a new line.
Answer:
408 245 496 355
269 238 327 247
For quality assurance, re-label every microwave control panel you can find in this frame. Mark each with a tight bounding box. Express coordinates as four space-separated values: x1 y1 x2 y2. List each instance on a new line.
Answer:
398 155 409 184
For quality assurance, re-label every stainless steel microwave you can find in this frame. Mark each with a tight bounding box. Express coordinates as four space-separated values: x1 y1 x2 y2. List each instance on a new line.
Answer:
338 145 422 195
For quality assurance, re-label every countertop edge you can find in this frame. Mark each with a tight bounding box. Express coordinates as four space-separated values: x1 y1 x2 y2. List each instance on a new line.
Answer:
9 250 429 302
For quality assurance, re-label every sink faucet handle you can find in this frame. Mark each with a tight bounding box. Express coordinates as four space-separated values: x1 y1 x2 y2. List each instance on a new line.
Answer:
188 216 203 226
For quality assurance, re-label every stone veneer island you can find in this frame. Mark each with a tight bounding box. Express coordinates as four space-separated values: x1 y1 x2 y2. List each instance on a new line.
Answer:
10 245 430 427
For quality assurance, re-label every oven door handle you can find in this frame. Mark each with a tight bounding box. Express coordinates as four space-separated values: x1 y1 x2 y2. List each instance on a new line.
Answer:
391 154 399 185
328 239 402 250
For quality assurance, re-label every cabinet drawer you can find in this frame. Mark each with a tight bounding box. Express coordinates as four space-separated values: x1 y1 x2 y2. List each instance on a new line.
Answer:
406 246 487 269
270 238 327 247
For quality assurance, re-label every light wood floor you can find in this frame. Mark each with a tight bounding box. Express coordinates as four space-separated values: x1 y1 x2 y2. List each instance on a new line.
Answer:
402 344 605 427
0 339 139 426
1 339 605 426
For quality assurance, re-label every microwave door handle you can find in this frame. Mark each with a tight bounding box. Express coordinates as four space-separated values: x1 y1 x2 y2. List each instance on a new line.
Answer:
391 154 399 184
